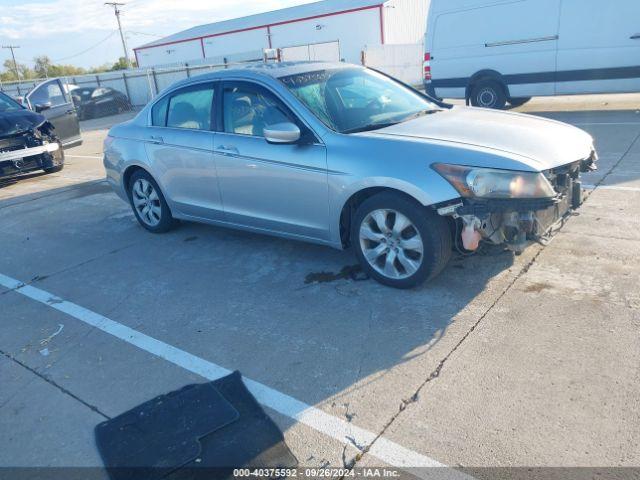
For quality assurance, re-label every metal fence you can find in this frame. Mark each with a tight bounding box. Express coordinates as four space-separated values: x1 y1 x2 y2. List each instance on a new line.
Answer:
1 54 264 105
0 44 424 124
0 50 265 123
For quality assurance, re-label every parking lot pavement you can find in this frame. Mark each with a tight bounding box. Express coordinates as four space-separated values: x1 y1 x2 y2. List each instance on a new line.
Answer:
1 104 639 474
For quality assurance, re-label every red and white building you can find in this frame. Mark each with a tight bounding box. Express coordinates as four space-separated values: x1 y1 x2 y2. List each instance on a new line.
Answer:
133 0 429 68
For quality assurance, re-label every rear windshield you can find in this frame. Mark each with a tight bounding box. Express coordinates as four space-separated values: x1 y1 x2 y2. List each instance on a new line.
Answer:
74 88 95 99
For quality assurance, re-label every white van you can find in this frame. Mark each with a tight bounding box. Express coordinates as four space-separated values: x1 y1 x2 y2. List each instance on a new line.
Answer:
423 0 640 108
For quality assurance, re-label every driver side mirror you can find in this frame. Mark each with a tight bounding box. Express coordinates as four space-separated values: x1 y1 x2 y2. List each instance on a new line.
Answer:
34 102 52 113
264 122 301 144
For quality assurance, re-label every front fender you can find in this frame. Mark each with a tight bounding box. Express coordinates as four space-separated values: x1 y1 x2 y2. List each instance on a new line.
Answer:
328 174 461 247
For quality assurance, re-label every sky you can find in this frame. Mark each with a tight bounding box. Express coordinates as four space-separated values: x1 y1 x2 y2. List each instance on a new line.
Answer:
0 0 316 69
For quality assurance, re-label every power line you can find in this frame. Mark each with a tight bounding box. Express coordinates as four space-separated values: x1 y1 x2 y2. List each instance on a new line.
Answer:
52 30 119 62
105 2 131 68
126 30 164 38
2 45 21 80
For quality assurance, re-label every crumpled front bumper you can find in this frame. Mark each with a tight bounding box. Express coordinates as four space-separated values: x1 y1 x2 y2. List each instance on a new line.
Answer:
0 142 60 162
438 152 597 253
0 142 63 178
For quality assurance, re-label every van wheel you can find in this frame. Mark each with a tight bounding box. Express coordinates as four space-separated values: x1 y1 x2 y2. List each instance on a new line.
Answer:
351 192 452 289
509 97 531 108
470 80 507 109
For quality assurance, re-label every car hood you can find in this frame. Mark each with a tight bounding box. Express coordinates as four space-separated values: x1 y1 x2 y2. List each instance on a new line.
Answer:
369 106 594 171
0 109 46 138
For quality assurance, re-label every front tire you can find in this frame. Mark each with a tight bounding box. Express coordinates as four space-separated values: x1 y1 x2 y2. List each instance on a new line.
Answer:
44 165 64 174
509 97 531 108
351 193 452 289
469 80 507 109
128 170 177 233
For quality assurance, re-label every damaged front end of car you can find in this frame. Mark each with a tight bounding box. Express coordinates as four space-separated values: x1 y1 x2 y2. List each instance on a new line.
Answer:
0 120 64 179
433 151 598 254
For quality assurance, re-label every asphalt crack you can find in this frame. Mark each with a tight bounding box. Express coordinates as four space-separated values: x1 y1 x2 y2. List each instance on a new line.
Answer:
343 132 640 471
584 129 640 199
0 241 141 297
343 246 546 471
0 349 110 420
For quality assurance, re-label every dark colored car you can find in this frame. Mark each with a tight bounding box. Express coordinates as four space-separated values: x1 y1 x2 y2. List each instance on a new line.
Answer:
71 86 131 120
24 78 82 148
0 91 65 180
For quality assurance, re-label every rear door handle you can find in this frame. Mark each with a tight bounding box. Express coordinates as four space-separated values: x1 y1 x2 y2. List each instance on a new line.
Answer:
631 34 640 40
65 109 75 115
149 135 164 144
216 145 238 154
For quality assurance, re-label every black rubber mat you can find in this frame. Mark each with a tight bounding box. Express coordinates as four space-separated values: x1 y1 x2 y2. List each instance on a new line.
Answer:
96 371 297 480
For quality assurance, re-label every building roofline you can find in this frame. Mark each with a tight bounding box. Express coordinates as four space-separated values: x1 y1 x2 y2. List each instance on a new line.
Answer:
133 3 384 53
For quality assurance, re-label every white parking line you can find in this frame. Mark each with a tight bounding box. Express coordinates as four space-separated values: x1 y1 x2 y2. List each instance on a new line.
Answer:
65 155 103 159
0 272 459 474
583 184 640 192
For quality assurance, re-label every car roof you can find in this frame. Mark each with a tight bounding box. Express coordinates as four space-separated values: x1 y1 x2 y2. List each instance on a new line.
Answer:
170 61 358 90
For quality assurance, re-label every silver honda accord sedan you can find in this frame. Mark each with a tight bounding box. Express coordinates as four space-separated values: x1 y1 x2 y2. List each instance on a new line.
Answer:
104 61 597 288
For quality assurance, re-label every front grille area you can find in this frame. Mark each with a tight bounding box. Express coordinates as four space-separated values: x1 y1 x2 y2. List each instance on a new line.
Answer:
0 137 29 154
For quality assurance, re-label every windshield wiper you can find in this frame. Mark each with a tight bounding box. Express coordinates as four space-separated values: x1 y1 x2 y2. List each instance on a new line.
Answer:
343 122 402 134
343 109 442 134
400 109 441 123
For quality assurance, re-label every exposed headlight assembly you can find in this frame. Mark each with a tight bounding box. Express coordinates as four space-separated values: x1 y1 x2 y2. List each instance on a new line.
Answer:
432 164 557 199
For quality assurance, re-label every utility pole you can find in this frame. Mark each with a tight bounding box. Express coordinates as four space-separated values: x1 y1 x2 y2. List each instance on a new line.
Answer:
105 2 131 68
2 45 21 80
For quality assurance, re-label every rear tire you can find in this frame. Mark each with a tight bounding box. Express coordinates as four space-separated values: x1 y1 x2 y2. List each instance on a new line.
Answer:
351 192 452 289
469 80 507 110
128 170 177 233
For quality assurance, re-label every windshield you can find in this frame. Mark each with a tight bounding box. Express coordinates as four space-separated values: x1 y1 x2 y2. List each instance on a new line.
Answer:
279 68 439 134
0 92 24 113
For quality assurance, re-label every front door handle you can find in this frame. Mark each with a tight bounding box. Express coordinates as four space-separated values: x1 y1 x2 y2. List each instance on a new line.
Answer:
65 109 75 115
149 135 164 144
631 34 640 40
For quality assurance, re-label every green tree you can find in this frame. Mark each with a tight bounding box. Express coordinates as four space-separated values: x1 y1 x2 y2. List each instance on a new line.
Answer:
110 57 130 71
33 55 53 77
1 59 34 81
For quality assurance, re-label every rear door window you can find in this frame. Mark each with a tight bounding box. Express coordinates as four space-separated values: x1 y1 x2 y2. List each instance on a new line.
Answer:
166 84 215 130
151 95 169 127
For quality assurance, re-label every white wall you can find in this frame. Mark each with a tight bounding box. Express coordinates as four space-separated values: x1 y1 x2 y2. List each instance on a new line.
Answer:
136 39 202 68
364 43 424 85
136 6 386 67
203 28 270 59
280 41 341 62
383 0 430 44
270 8 382 64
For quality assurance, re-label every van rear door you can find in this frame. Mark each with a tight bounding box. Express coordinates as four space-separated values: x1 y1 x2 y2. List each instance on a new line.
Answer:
556 0 640 95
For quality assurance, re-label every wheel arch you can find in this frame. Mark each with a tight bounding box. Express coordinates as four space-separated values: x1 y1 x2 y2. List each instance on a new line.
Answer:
465 70 511 104
338 186 435 248
122 163 153 195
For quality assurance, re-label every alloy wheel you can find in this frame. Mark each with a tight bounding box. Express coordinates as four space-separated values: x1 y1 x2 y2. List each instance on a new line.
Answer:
359 209 424 280
132 178 162 227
